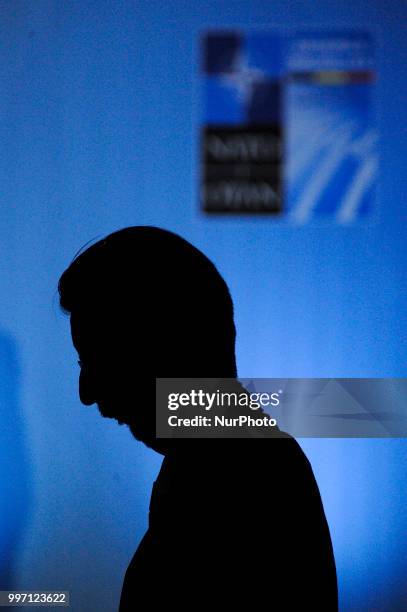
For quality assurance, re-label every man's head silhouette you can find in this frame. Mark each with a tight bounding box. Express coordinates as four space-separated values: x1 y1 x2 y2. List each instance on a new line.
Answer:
58 226 237 450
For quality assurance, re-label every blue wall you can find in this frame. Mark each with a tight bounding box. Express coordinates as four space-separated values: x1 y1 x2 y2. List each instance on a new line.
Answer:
0 1 406 610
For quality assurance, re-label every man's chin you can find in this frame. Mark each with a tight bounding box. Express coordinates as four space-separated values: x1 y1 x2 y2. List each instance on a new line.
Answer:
128 421 148 442
97 404 126 425
127 423 167 454
95 404 164 451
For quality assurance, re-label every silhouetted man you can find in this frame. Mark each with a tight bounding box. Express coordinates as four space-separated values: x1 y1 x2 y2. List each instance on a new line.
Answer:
58 226 338 610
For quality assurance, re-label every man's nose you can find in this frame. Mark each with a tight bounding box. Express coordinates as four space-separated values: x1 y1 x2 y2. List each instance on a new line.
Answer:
79 368 97 405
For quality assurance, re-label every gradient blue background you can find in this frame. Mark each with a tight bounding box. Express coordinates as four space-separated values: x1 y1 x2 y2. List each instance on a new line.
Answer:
0 1 406 610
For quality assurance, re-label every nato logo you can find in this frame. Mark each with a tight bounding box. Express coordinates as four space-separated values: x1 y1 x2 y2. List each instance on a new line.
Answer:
201 32 283 214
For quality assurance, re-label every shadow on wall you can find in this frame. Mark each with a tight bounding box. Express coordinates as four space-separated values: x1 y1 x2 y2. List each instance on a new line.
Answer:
0 329 31 589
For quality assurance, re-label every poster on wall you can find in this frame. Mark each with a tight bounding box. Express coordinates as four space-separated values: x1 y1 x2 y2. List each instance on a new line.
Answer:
200 31 376 222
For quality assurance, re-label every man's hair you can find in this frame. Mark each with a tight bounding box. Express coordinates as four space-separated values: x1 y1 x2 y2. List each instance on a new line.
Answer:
58 226 237 377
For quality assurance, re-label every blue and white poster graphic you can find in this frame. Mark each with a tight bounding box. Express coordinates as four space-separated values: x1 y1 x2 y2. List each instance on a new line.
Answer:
201 31 377 222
